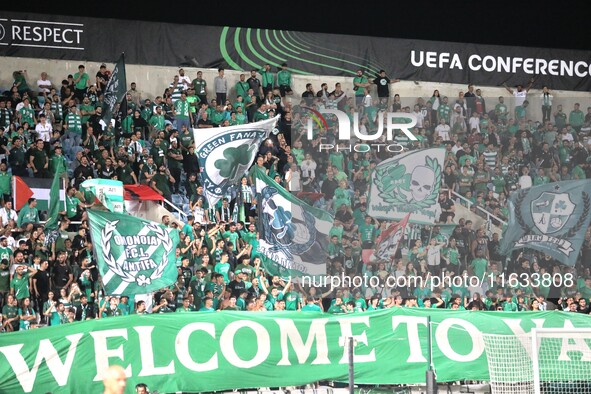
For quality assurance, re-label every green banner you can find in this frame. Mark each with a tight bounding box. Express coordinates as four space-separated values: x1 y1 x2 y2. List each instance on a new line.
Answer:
81 179 125 213
0 309 590 393
43 160 66 233
88 210 180 295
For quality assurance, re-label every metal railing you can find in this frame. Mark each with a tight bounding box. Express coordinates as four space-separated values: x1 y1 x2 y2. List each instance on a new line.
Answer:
441 188 508 227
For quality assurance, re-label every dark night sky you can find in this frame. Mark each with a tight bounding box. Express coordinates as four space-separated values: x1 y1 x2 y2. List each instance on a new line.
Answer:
2 0 591 51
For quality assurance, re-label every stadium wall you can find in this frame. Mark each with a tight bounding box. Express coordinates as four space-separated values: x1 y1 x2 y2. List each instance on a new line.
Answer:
1 56 590 124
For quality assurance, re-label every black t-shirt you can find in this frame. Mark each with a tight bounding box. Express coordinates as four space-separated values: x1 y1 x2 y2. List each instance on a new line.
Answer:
181 266 192 288
247 77 261 93
33 269 51 296
439 198 454 211
228 280 246 298
373 76 390 98
197 118 213 128
321 178 338 199
538 150 554 168
52 263 71 288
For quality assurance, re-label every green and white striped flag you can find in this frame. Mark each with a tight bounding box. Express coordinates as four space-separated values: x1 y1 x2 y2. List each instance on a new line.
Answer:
81 179 125 213
88 210 180 295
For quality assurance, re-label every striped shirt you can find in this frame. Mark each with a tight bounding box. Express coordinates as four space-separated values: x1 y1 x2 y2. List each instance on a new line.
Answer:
50 101 63 120
241 184 252 203
482 150 498 169
169 82 185 103
65 113 82 134
0 108 11 128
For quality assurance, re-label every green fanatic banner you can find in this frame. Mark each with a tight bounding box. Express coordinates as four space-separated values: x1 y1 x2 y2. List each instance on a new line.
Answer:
1 309 590 393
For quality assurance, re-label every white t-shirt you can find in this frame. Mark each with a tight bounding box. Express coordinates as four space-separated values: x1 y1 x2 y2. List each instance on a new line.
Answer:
300 160 317 179
435 124 451 140
37 79 52 93
427 244 442 266
519 175 532 189
193 206 206 224
413 111 424 128
468 116 481 133
513 90 527 107
289 170 301 192
0 207 18 227
35 122 53 142
179 75 192 90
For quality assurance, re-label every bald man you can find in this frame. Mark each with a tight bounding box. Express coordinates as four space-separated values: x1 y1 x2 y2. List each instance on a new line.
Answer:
103 365 127 394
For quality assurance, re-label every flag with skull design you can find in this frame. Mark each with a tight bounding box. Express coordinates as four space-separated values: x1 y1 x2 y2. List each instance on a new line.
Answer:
367 148 446 224
254 167 334 277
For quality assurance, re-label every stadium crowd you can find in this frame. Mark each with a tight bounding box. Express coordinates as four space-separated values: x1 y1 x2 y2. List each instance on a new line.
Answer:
1 63 591 331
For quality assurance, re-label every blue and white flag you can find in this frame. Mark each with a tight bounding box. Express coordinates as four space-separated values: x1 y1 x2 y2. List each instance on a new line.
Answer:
254 168 333 277
500 180 591 266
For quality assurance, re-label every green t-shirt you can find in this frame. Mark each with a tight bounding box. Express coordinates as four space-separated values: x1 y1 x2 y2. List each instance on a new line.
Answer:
174 99 190 118
358 223 376 244
168 148 183 170
444 247 460 266
353 76 368 96
491 175 506 193
277 70 292 86
3 304 19 330
0 172 11 196
283 292 300 311
17 205 39 227
151 173 171 195
301 304 322 312
473 170 489 192
193 78 207 95
214 262 231 283
470 258 488 279
11 273 31 300
222 231 239 249
19 107 35 125
74 72 90 89
66 196 80 218
438 105 452 123
79 104 95 124
235 81 249 99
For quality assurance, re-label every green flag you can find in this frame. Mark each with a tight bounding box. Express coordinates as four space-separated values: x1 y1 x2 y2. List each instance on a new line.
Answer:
81 179 125 213
254 167 333 277
368 148 445 224
88 210 180 295
192 115 279 206
437 223 457 244
500 180 591 266
0 309 590 394
43 160 66 232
